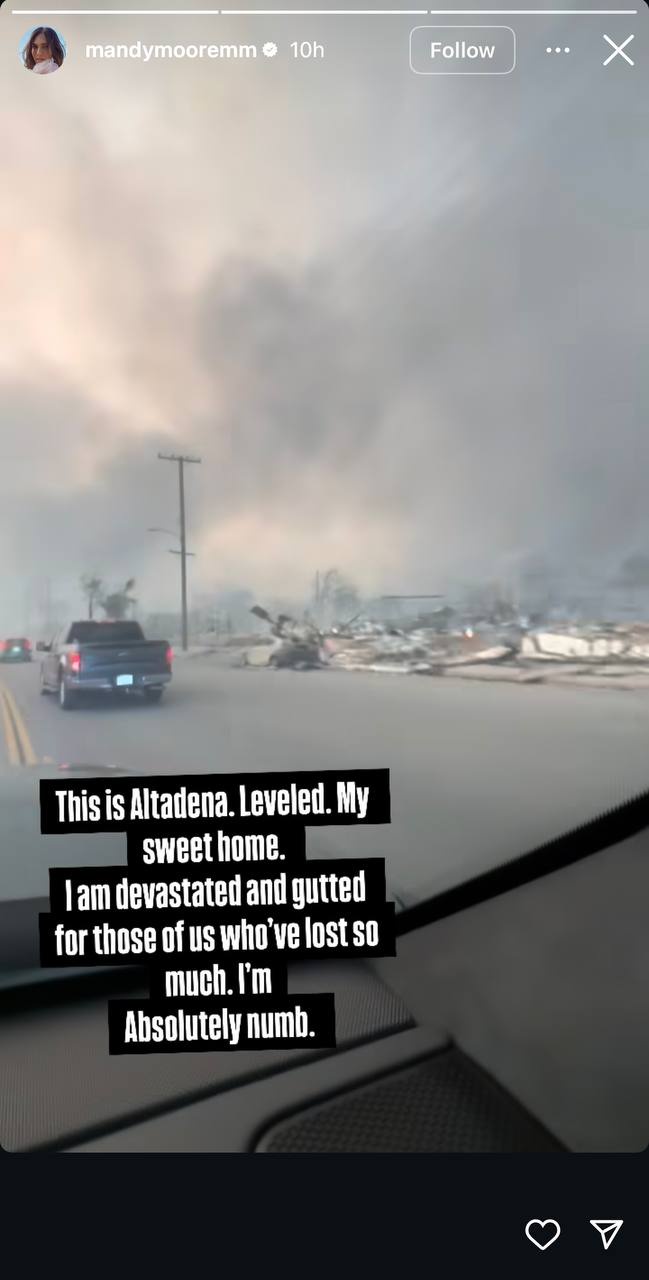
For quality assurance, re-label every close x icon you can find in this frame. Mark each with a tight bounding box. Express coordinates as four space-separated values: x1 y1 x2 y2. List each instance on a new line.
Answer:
603 33 635 65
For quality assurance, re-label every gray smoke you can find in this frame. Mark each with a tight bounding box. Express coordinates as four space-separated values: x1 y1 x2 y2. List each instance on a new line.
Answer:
0 7 646 630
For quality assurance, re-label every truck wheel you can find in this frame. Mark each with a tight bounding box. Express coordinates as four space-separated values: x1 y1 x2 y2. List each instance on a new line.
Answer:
144 687 164 704
40 667 50 695
59 676 77 711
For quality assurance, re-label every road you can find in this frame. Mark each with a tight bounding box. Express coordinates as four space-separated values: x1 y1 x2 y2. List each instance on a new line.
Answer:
2 654 649 902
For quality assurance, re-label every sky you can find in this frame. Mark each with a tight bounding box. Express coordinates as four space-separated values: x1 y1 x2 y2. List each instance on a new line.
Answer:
0 4 647 631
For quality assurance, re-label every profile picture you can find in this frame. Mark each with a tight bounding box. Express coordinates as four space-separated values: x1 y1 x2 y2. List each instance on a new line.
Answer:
20 26 67 75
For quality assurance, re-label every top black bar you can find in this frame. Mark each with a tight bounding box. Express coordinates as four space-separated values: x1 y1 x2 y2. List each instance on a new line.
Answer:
39 769 391 833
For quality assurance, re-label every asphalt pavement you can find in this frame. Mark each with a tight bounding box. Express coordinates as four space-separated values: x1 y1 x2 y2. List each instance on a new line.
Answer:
1 654 649 902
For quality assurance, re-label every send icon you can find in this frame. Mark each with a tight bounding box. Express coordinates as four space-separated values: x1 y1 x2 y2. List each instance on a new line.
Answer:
590 1221 623 1251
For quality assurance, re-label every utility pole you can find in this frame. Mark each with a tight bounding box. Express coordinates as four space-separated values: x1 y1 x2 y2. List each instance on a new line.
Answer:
23 583 32 637
157 452 201 651
43 577 52 633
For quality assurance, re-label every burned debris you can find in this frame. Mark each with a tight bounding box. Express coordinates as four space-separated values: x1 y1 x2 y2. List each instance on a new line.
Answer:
244 606 327 670
238 600 649 690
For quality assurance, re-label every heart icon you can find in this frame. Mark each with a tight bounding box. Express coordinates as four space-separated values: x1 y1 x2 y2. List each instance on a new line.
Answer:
525 1220 561 1251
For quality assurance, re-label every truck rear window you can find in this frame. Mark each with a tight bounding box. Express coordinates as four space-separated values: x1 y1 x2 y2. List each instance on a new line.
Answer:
66 623 145 645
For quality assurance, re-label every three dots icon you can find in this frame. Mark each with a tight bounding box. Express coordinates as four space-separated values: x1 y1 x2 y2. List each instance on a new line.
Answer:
546 45 570 53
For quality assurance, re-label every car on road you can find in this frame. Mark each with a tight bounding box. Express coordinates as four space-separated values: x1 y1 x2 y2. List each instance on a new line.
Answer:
37 620 173 709
0 637 32 663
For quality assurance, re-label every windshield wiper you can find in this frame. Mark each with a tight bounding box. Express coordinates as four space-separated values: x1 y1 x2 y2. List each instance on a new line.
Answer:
397 783 649 936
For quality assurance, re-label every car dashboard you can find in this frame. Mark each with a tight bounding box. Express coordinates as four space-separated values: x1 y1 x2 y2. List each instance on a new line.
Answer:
1 795 647 1155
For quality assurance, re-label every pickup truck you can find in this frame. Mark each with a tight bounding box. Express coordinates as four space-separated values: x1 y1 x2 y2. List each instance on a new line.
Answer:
37 620 173 710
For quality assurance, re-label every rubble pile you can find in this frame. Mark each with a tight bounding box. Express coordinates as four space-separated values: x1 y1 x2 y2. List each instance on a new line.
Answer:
324 626 516 674
241 607 516 675
239 607 327 670
239 606 649 690
521 625 649 662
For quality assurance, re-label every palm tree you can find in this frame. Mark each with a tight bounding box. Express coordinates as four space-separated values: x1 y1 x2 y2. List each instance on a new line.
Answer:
101 579 137 621
80 574 104 620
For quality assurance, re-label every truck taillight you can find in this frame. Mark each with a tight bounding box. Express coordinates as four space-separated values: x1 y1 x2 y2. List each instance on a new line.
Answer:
69 652 81 673
166 646 174 666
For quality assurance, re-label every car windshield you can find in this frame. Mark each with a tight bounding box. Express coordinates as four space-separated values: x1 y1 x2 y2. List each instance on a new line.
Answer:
0 3 646 920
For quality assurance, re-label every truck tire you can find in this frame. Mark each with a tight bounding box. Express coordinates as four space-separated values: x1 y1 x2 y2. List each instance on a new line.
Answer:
144 687 164 704
59 675 77 711
40 667 50 695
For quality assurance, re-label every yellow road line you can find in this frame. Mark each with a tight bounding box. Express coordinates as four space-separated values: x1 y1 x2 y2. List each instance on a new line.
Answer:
0 686 21 766
4 684 39 766
0 682 38 766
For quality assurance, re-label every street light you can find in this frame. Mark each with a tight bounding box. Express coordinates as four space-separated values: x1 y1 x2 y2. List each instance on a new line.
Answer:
147 527 197 649
147 527 196 556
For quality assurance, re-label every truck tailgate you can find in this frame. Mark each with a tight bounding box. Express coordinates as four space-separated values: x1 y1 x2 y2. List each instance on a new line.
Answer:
77 642 169 675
